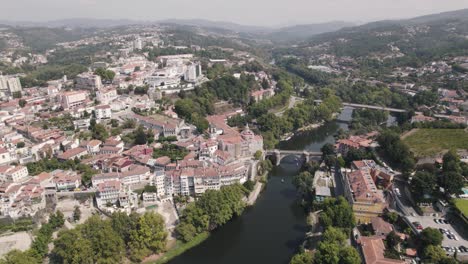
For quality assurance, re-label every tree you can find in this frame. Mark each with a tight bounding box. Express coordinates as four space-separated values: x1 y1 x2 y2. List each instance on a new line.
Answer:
73 206 81 222
128 212 167 262
0 250 37 264
290 251 313 264
320 197 355 229
91 124 109 141
440 171 464 195
420 228 443 247
321 143 335 157
385 231 402 249
16 142 25 148
134 126 148 145
442 150 461 173
94 68 115 82
384 211 398 224
110 212 139 245
175 222 197 243
422 245 446 263
339 246 361 264
314 241 340 264
410 172 436 201
293 171 314 197
254 150 263 160
80 216 125 263
53 229 94 264
49 211 65 229
322 227 347 245
110 119 119 128
18 99 27 108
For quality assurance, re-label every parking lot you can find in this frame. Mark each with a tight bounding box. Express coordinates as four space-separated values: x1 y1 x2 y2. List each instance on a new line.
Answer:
407 215 468 255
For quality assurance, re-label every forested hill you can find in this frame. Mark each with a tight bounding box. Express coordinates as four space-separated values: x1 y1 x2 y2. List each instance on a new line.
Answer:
300 9 468 61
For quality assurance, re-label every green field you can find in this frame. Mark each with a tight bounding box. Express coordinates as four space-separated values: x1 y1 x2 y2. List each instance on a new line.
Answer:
403 129 468 157
454 199 468 218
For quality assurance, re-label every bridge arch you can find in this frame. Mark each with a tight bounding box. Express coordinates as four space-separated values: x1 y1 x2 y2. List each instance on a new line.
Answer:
265 149 322 166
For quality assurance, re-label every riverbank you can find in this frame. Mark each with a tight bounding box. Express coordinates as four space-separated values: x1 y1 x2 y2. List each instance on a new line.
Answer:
280 122 325 141
149 232 210 264
246 182 263 206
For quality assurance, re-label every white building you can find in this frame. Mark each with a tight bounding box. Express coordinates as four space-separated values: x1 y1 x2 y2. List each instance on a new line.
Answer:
96 88 118 104
133 37 143 50
0 148 13 165
95 105 112 120
96 180 121 207
184 63 202 83
60 91 88 109
0 75 22 96
0 165 29 183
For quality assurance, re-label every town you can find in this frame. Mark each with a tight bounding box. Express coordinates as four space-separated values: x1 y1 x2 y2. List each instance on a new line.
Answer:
0 4 467 264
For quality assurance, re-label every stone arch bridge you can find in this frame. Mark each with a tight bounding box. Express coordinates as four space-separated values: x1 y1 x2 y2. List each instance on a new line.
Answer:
265 149 322 166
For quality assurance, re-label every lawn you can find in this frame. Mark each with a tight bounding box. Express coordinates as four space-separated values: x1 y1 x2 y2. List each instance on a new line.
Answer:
403 129 468 157
454 199 468 218
152 232 210 264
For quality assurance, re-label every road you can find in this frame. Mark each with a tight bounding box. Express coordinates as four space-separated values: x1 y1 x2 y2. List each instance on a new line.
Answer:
274 96 304 116
332 167 345 197
392 179 417 216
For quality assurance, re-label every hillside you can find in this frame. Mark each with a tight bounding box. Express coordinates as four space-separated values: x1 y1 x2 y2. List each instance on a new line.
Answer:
300 9 468 60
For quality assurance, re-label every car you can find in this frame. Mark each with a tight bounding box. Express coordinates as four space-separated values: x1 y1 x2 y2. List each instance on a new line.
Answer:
447 234 453 240
434 219 440 224
453 235 459 241
439 228 445 233
442 219 449 224
459 246 467 253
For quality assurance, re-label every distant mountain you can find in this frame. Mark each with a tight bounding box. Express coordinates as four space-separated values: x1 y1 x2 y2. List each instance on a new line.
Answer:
297 8 468 60
405 8 468 24
159 19 269 33
0 18 148 28
266 21 355 42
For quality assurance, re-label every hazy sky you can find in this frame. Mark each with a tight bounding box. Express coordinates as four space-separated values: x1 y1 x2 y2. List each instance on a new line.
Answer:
4 0 468 26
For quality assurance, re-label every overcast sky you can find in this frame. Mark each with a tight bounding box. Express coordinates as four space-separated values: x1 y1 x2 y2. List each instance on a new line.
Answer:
4 0 468 26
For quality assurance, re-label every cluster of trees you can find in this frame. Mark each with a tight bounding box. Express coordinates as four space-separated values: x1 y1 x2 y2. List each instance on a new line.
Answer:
314 227 361 264
256 92 342 149
174 94 213 132
411 150 467 201
89 118 109 142
350 109 388 132
152 143 189 161
20 64 88 88
1 211 65 264
418 227 457 264
175 184 247 242
292 160 320 208
330 81 411 109
94 68 116 83
319 197 356 230
290 198 360 264
376 130 415 173
122 125 155 145
52 212 167 263
26 158 97 186
277 58 333 86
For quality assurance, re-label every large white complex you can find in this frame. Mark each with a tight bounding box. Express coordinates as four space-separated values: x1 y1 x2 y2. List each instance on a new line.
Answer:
0 75 22 96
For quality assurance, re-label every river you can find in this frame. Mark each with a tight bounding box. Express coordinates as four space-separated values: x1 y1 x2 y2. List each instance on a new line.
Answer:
168 109 352 264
